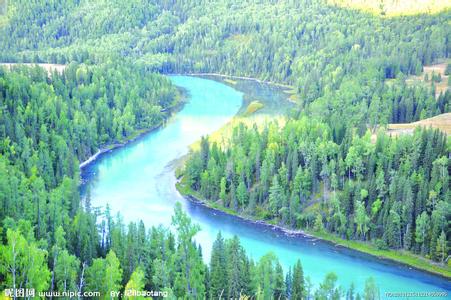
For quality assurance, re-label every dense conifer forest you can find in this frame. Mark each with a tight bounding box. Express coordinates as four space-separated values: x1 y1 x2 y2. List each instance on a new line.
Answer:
184 120 449 262
0 0 449 299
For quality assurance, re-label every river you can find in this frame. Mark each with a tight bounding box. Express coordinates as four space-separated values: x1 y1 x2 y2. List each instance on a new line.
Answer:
81 75 450 296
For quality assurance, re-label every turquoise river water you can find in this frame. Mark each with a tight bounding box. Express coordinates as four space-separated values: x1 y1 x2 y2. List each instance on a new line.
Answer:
81 76 450 297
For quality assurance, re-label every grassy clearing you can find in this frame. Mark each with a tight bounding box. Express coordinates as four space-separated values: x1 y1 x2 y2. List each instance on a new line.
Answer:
328 0 451 17
283 88 300 103
225 33 253 46
245 101 264 115
387 112 451 136
223 78 237 85
405 60 450 99
190 115 286 151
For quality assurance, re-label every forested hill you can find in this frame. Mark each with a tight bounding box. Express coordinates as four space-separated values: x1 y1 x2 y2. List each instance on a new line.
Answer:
183 119 449 267
0 0 450 298
1 0 449 130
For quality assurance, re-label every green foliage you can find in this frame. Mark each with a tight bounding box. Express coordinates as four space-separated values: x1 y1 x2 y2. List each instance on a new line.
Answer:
0 0 449 294
315 272 342 300
364 277 380 300
245 101 264 115
172 202 205 298
0 0 448 126
0 226 50 294
124 268 146 300
209 233 227 299
291 260 305 300
0 60 178 295
184 118 450 262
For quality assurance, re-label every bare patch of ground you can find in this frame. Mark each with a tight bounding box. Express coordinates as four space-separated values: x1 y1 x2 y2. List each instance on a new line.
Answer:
328 0 451 16
405 61 450 99
387 113 451 136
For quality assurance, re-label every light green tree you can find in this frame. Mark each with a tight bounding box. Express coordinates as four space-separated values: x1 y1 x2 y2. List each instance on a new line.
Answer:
55 250 79 293
124 267 146 300
415 212 430 255
291 260 305 300
436 231 447 264
0 228 50 299
364 277 380 300
105 250 123 299
355 200 370 240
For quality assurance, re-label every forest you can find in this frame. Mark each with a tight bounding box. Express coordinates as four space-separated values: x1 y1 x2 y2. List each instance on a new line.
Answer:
1 201 379 299
0 0 449 133
183 120 448 263
0 0 449 299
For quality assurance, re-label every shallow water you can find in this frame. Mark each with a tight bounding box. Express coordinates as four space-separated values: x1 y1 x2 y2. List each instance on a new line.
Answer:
81 76 450 296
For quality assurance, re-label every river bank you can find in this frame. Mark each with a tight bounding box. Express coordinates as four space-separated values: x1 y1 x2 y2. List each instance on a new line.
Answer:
82 75 450 293
169 72 294 89
175 176 451 279
79 128 158 169
79 87 187 169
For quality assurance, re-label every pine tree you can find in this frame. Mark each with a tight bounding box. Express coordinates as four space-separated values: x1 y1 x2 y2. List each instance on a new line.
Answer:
269 175 283 217
415 212 430 255
387 210 401 248
210 233 227 299
219 177 227 205
274 261 285 300
285 267 293 299
347 282 356 300
236 178 248 208
314 213 324 232
355 200 369 240
226 236 246 299
172 202 205 298
291 260 305 300
435 231 447 264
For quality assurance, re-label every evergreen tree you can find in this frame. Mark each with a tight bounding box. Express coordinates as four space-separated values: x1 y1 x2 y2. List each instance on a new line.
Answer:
291 260 305 300
209 233 227 299
172 202 205 298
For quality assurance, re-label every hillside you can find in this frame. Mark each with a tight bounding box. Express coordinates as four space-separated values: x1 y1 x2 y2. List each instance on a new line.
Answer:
0 0 450 297
329 0 451 16
405 61 450 99
387 112 451 136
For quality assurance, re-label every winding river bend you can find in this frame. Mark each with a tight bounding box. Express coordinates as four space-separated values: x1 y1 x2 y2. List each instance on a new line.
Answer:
81 76 450 295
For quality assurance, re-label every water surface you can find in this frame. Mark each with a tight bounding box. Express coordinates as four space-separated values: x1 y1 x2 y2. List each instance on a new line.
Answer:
82 76 450 296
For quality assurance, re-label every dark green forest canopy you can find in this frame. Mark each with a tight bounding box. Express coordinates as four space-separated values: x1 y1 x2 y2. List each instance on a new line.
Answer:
0 0 450 298
0 0 449 128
